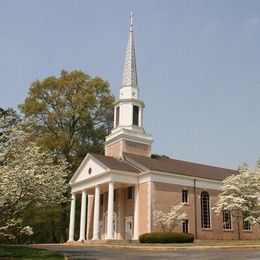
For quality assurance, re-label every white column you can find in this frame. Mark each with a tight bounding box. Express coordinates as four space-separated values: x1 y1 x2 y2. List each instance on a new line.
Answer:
86 195 94 240
67 193 76 242
93 185 100 240
133 184 139 240
139 107 142 127
113 107 116 128
78 190 87 241
107 181 114 239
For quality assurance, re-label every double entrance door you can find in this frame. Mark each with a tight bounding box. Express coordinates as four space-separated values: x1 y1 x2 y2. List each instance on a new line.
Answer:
99 213 133 240
100 212 117 239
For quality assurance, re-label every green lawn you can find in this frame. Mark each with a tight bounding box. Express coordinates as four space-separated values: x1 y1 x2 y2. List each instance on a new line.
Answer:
0 245 63 259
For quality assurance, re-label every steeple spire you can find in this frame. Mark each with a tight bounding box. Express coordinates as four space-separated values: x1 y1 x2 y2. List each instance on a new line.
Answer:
121 11 138 89
105 13 153 159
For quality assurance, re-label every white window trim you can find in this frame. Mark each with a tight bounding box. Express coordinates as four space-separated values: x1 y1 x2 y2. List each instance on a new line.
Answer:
182 189 189 204
223 210 233 231
182 219 189 233
200 192 212 230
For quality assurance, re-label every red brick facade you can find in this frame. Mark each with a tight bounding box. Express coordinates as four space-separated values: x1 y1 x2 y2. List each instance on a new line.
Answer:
152 181 260 240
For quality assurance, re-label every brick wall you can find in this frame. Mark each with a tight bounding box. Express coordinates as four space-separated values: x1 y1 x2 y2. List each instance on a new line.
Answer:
105 140 151 158
152 181 260 240
139 182 150 235
105 141 122 159
124 141 151 157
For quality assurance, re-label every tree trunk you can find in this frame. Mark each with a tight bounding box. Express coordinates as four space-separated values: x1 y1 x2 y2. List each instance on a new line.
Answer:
60 202 68 242
237 217 241 240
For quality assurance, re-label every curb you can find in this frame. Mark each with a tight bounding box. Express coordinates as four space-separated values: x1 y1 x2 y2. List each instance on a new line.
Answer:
31 243 260 251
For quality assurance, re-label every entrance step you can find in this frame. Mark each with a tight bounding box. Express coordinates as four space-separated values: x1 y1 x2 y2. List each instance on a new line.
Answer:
67 239 139 245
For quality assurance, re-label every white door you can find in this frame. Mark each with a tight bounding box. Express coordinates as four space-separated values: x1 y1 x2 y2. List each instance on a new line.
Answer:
104 212 117 239
99 221 103 239
125 218 133 240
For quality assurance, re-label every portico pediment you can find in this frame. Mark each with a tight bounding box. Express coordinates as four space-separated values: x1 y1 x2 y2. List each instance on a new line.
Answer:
70 154 109 185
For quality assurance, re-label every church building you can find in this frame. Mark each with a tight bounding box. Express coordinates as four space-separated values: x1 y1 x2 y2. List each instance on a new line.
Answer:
68 14 260 242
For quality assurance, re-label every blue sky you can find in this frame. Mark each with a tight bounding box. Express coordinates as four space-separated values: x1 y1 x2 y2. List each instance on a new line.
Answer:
0 0 259 169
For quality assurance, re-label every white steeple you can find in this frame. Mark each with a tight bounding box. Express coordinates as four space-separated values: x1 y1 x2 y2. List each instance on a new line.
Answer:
120 12 139 100
105 13 153 159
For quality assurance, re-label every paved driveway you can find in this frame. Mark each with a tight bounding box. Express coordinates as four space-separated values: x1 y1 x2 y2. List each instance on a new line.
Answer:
29 244 260 260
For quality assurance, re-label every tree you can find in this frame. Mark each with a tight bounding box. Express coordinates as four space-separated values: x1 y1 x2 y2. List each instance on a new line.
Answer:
20 70 114 171
0 218 33 244
153 203 187 232
214 164 260 239
20 70 114 241
0 108 20 155
256 158 260 169
0 113 68 242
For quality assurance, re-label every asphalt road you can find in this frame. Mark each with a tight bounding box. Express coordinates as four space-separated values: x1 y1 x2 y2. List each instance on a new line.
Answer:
29 244 260 260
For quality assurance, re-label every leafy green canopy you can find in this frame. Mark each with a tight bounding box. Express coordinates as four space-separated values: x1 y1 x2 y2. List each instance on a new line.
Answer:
20 70 115 172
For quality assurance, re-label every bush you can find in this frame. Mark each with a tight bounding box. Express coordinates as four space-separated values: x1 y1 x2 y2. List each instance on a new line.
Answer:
139 232 194 243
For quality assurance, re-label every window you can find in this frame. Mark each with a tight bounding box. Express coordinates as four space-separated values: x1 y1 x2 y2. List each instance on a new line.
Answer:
127 187 133 200
113 189 116 202
133 105 139 126
243 212 252 231
223 210 232 230
183 220 189 233
201 191 211 229
113 219 116 232
182 190 188 203
100 194 104 206
116 106 120 126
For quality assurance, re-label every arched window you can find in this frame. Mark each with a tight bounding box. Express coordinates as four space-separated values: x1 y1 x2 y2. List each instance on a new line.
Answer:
223 210 232 230
201 191 211 229
243 212 252 231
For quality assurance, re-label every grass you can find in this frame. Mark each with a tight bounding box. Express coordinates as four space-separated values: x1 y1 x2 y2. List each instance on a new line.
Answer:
0 245 63 259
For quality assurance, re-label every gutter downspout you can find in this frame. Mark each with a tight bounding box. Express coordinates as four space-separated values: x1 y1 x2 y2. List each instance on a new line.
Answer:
194 179 198 240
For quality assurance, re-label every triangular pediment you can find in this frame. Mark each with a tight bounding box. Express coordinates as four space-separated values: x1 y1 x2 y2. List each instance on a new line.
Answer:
70 154 109 184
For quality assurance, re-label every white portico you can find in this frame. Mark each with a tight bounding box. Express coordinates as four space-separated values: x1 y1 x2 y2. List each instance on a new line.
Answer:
68 153 140 241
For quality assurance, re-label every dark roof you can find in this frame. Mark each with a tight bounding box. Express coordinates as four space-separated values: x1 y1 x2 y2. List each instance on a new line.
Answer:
90 153 140 173
124 153 238 181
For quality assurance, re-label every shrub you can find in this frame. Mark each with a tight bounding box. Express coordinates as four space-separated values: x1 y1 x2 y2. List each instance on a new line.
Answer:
139 232 194 243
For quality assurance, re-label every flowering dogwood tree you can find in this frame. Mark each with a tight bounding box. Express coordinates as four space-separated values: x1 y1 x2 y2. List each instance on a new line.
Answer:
0 218 34 243
0 111 68 240
153 203 187 232
214 164 260 239
215 165 260 224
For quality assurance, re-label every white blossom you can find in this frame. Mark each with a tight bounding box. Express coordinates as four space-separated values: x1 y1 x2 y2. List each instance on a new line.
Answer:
0 218 33 241
20 226 34 236
153 203 187 232
214 165 260 225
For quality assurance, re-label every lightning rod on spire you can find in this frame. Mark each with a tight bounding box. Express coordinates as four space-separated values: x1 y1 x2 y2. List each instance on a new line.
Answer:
130 12 133 31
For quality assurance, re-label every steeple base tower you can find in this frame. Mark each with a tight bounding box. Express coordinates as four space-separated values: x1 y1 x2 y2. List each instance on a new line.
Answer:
105 127 153 159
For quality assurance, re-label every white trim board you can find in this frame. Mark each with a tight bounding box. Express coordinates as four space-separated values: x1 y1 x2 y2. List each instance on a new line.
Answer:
139 171 222 190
